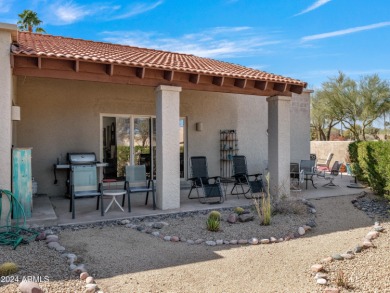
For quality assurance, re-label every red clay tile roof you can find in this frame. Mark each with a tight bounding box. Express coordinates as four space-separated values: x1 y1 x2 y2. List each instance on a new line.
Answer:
12 32 306 86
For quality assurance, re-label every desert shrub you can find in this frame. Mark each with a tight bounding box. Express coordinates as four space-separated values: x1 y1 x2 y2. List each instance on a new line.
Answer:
234 207 244 215
0 262 19 276
208 210 221 221
206 217 220 232
253 173 272 225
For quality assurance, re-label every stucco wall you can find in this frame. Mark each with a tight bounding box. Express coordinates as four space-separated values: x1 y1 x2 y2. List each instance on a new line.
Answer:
16 76 310 197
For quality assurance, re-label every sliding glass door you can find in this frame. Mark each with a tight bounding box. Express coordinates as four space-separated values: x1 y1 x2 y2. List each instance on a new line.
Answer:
102 115 186 180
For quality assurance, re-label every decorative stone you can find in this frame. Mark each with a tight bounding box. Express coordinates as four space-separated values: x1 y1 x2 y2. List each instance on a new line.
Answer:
55 245 66 252
121 219 130 225
47 242 60 249
227 213 238 223
35 232 46 241
278 238 284 242
80 272 89 280
229 240 238 245
365 231 379 240
316 278 327 285
152 222 165 229
314 272 328 279
179 237 186 242
170 236 179 242
238 239 248 244
354 245 363 253
238 214 254 222
321 257 333 263
195 239 204 244
72 264 87 274
216 239 224 245
248 238 259 245
152 231 160 237
46 234 58 241
310 208 316 214
223 240 230 245
374 226 384 232
311 264 323 272
206 241 216 246
85 276 94 284
187 240 195 245
69 264 77 270
340 253 354 259
362 240 374 248
17 281 43 293
260 239 270 244
270 237 277 243
303 225 312 231
163 236 171 241
85 283 97 292
298 227 305 235
332 254 344 261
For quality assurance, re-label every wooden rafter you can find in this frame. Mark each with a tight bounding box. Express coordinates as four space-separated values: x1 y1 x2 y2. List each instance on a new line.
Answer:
254 80 267 90
234 78 247 89
163 70 174 81
289 84 304 94
189 74 200 84
107 64 114 76
273 82 287 92
74 60 79 72
37 57 42 69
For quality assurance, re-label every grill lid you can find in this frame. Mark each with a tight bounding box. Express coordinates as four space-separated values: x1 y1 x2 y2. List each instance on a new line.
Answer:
68 153 97 164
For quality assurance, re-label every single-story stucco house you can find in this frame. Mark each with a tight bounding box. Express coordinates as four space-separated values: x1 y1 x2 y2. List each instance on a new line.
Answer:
0 23 311 224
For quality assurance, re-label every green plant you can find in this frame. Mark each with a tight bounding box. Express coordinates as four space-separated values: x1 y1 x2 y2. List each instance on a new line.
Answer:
234 207 244 215
253 173 272 225
208 210 221 221
335 270 350 289
206 217 220 232
0 262 19 276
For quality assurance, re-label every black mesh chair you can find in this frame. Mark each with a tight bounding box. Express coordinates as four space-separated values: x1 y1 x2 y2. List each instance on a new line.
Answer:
231 155 263 199
188 156 224 203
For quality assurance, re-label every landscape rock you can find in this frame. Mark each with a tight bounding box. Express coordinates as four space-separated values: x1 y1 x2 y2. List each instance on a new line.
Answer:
354 245 363 253
152 222 165 229
298 227 305 235
47 242 60 249
314 272 328 279
321 256 333 263
85 276 94 284
216 239 224 245
227 213 238 223
340 253 354 259
35 232 46 241
195 239 204 244
85 283 97 292
121 219 130 225
206 241 216 246
311 264 323 272
324 288 340 293
248 238 259 245
362 240 374 248
238 239 248 244
365 231 379 240
238 214 254 222
17 281 43 293
80 272 89 280
332 254 344 261
229 240 238 245
170 236 179 242
316 278 327 285
163 236 171 241
260 239 270 244
187 240 195 245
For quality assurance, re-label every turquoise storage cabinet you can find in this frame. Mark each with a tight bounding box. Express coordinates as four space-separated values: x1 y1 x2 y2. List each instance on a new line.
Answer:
12 148 32 218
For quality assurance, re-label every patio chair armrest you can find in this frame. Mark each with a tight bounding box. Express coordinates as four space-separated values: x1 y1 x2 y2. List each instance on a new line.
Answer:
248 173 262 179
208 176 220 182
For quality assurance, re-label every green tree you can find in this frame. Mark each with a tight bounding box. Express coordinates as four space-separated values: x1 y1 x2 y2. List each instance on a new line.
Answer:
17 10 46 33
312 72 390 141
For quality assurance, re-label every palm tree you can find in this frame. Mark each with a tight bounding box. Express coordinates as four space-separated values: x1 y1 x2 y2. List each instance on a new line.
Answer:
17 10 46 33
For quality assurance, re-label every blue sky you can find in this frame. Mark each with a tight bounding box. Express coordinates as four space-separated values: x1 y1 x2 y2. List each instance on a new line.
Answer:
1 0 390 89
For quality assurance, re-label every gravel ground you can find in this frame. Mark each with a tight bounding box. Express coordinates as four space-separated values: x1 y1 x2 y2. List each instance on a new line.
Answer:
0 193 389 293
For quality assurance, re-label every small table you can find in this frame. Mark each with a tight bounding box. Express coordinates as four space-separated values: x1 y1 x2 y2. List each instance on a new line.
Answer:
304 172 317 189
103 189 126 213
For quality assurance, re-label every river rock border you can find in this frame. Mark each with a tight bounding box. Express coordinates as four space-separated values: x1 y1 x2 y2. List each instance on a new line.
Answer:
119 198 317 246
309 221 386 292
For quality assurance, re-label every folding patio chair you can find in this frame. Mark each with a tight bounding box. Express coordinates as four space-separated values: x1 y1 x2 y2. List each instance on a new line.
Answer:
231 155 263 199
122 165 156 212
187 156 224 203
69 165 104 219
322 161 342 187
316 153 334 172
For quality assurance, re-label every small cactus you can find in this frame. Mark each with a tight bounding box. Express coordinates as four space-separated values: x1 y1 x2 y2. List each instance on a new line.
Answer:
0 262 19 276
206 217 220 232
208 210 221 220
234 207 245 215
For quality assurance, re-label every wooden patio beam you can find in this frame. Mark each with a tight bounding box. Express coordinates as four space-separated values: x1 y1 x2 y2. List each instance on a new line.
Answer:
273 82 287 93
74 60 79 72
254 80 268 90
37 57 42 69
106 64 114 76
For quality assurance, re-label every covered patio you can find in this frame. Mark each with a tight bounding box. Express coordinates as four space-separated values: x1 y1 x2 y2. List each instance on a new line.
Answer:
26 173 368 227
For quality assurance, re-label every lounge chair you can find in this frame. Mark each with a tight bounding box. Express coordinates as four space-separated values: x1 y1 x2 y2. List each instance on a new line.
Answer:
188 156 224 203
316 153 334 172
231 155 263 199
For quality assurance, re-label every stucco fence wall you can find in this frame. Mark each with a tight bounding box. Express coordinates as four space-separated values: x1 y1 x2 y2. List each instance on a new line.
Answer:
15 76 310 197
310 141 353 166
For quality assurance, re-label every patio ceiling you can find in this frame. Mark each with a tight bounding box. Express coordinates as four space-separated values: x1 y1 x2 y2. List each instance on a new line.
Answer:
11 32 307 96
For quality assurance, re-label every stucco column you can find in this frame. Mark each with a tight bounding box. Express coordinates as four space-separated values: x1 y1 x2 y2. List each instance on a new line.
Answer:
267 95 291 199
0 24 16 225
155 85 181 210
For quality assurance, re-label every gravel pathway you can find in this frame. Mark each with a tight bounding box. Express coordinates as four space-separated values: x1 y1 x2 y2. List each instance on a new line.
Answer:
0 193 388 292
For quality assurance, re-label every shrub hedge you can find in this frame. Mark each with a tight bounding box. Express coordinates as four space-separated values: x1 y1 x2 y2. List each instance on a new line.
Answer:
348 141 390 199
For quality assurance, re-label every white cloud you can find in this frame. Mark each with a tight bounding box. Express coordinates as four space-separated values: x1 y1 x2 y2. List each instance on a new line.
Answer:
294 0 331 16
113 0 163 19
101 27 281 58
47 1 91 24
0 0 13 13
301 21 390 42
